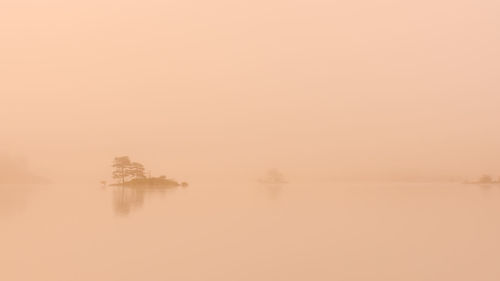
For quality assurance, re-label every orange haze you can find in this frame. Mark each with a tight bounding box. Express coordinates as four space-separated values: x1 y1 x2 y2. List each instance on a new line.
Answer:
1 0 499 183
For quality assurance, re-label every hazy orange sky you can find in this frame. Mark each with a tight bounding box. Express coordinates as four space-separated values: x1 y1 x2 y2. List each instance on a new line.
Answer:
1 0 499 182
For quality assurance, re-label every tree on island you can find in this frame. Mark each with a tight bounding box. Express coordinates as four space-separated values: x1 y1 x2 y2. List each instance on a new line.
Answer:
112 157 148 185
112 156 132 185
129 162 146 179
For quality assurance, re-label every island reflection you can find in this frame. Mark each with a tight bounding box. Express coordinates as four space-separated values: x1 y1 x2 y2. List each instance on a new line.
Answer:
112 185 178 216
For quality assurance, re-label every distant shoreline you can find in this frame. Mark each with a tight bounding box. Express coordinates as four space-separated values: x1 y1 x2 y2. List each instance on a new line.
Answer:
463 181 500 185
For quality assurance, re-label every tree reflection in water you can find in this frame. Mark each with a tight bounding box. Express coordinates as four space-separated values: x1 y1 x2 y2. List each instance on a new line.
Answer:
112 186 176 216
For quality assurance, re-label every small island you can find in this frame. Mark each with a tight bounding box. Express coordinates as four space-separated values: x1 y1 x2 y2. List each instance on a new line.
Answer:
259 169 288 184
109 156 188 188
464 174 500 185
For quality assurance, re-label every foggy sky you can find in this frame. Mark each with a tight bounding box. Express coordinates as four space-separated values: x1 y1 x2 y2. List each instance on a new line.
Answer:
1 0 499 183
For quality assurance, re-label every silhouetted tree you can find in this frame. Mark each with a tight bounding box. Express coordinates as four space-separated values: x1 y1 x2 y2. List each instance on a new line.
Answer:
129 162 146 179
112 156 132 185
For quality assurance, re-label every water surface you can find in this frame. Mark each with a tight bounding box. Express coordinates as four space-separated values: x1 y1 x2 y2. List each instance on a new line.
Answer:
1 182 500 281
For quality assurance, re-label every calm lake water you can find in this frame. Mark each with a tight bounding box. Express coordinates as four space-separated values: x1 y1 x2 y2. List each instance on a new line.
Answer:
1 182 500 281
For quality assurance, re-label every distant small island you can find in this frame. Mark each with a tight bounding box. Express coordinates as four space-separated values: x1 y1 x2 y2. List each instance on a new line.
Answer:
464 174 500 185
259 169 288 184
109 156 188 188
